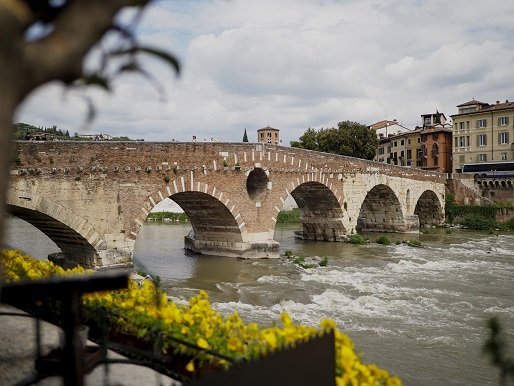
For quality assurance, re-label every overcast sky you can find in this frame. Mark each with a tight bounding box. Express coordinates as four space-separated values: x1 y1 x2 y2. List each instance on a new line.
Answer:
16 0 514 146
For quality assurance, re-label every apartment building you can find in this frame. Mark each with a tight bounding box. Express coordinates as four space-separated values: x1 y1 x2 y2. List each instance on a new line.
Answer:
451 99 514 172
375 112 453 173
369 119 411 139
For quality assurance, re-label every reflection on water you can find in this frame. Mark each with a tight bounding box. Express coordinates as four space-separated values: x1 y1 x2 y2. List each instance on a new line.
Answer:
5 217 514 385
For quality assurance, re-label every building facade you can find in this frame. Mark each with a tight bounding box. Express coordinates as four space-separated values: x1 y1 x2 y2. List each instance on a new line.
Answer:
369 119 411 139
451 99 514 172
257 126 280 145
375 112 453 173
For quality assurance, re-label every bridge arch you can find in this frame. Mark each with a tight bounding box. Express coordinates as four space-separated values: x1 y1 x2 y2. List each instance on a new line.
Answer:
137 180 249 257
6 195 104 268
357 184 406 233
276 175 346 241
414 190 444 226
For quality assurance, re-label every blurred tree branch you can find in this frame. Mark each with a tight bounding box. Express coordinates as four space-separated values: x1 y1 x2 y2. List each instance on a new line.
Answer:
0 0 179 248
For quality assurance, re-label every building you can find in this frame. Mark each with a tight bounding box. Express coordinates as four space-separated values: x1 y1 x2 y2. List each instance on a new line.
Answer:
417 112 453 173
375 111 453 173
369 119 411 139
376 129 421 166
257 126 280 145
451 99 514 172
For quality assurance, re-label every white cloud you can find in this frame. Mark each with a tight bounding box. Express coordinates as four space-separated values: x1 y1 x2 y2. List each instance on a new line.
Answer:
16 0 514 144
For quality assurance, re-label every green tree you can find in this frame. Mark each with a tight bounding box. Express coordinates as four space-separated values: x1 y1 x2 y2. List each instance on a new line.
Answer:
243 128 248 142
291 121 378 160
290 127 318 150
0 0 179 247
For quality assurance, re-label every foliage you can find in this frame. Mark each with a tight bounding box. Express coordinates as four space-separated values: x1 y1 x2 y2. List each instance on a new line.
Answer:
284 250 294 257
163 175 171 183
405 239 423 248
319 256 329 267
146 211 188 223
349 234 369 245
376 236 391 245
461 214 497 231
243 129 249 142
276 209 301 224
1 250 401 385
482 316 514 384
290 121 379 160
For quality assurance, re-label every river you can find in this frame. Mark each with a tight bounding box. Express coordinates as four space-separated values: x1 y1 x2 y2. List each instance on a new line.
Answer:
5 217 514 385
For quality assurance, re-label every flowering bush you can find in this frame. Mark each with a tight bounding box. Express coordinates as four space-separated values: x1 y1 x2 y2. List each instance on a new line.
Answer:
1 249 401 385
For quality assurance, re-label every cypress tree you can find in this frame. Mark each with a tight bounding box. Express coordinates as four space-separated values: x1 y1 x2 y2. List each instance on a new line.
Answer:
243 128 248 142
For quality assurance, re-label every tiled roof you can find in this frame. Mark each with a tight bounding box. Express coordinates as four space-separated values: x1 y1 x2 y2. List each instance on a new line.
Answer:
456 99 488 107
369 120 398 130
257 126 279 131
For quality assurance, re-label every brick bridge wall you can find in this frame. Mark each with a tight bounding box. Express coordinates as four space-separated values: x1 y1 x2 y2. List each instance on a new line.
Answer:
8 142 447 268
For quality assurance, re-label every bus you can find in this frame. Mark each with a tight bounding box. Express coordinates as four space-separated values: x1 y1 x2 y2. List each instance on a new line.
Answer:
461 161 514 178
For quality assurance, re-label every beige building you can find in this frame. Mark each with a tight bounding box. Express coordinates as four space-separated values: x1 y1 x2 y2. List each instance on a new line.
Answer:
451 99 514 172
257 126 280 145
369 119 411 139
375 112 453 173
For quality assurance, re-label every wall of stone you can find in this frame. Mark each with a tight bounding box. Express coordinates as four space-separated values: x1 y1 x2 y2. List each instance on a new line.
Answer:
9 141 447 266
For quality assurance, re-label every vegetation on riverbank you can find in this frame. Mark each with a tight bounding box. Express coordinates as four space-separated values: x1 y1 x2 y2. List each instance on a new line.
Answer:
445 195 514 231
1 249 402 385
276 208 301 223
146 211 188 223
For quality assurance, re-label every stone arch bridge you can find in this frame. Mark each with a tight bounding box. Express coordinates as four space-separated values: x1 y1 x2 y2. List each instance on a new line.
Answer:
8 142 447 269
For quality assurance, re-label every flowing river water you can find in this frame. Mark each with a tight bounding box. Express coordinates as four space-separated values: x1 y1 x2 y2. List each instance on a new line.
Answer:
5 217 514 385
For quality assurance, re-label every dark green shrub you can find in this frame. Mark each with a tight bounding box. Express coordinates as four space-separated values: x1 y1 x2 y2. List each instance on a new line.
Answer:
406 239 423 248
376 236 391 245
461 214 497 231
349 234 368 245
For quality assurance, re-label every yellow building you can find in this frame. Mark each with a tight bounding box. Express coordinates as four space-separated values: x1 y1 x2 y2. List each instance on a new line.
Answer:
451 99 514 172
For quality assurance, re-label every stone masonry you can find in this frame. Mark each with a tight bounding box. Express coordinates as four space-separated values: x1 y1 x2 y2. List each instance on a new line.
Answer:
8 142 447 268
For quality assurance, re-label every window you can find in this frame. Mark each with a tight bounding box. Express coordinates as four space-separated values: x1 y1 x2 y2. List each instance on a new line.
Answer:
477 119 487 128
459 136 466 147
378 147 385 155
400 150 404 158
459 122 465 130
417 137 421 143
499 132 509 145
479 154 487 162
501 152 508 160
394 141 397 147
467 136 470 146
400 140 404 146
407 149 412 160
478 134 487 146
466 121 470 129
424 116 431 125
260 133 264 139
407 138 411 145
499 117 509 126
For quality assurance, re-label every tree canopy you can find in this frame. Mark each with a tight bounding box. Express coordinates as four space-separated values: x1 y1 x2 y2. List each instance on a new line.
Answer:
290 121 378 160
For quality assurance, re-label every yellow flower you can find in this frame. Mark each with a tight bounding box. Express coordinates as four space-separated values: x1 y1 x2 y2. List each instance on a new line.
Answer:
197 337 209 349
227 336 242 351
186 360 195 372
